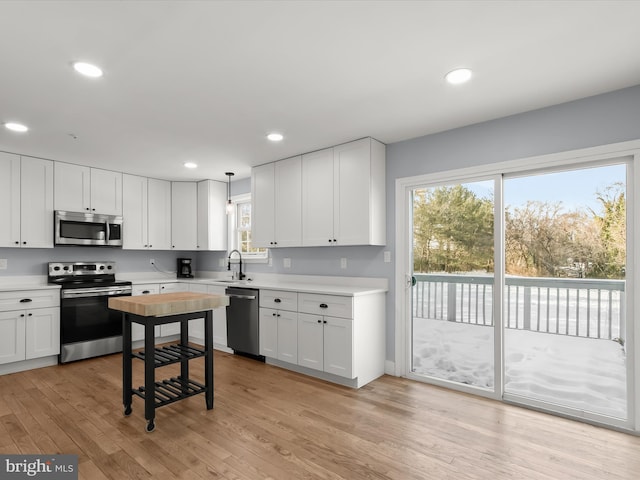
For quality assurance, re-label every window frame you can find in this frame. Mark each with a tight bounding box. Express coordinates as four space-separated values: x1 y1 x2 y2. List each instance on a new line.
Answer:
227 193 269 263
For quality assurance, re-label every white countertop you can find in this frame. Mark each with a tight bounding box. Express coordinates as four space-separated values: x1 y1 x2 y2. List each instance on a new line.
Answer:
0 273 388 297
123 273 388 297
0 276 61 292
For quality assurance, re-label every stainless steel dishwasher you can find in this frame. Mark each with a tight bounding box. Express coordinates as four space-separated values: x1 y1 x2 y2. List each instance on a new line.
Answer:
225 286 263 361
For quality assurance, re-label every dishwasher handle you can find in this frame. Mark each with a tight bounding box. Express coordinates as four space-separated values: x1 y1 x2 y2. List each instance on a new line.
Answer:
227 294 257 300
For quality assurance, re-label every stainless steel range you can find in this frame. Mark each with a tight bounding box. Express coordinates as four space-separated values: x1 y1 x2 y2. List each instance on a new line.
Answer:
48 261 132 363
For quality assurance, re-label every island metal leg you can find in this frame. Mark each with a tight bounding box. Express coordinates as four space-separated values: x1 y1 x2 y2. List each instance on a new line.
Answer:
204 310 214 409
122 313 132 416
180 319 190 394
144 320 156 432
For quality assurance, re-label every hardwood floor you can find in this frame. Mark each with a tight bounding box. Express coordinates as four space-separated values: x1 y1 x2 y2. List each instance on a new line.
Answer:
1 351 639 480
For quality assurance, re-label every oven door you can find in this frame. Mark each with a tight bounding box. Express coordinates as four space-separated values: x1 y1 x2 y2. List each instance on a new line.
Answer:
60 288 131 362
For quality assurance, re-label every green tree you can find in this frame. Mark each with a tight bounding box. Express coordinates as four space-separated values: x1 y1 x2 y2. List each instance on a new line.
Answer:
413 185 494 273
590 182 626 278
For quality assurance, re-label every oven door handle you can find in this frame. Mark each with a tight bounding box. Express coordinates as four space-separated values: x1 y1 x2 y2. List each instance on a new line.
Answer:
62 288 132 298
226 294 256 300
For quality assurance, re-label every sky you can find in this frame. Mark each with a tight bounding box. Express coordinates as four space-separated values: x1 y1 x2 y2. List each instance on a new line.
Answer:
459 163 626 214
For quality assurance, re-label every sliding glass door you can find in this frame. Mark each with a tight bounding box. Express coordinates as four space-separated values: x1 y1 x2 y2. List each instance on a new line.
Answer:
405 157 633 427
410 180 496 392
503 164 628 420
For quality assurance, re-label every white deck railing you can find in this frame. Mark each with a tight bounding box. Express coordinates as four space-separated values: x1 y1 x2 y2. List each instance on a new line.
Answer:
412 274 625 341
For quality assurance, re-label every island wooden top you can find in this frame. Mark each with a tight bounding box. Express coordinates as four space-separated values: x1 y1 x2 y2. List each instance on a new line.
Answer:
108 292 229 317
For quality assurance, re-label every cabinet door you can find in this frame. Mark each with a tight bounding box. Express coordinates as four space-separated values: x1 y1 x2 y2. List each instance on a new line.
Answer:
147 178 172 250
277 310 298 363
171 182 198 250
90 168 123 215
197 180 227 251
323 316 353 378
159 282 185 336
259 308 278 358
122 174 148 249
251 162 275 247
302 147 334 246
131 284 161 341
54 162 91 212
188 283 209 342
21 157 54 248
333 139 371 245
274 156 302 247
25 307 60 360
207 285 227 347
0 152 21 248
0 311 26 364
297 313 323 371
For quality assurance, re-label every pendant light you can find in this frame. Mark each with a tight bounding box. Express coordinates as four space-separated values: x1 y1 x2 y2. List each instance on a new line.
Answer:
225 172 234 214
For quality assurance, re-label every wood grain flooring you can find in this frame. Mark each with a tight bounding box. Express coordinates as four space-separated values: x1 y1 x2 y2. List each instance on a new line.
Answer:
1 350 639 480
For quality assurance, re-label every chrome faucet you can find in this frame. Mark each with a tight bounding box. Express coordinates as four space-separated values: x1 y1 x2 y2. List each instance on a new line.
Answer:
227 249 245 280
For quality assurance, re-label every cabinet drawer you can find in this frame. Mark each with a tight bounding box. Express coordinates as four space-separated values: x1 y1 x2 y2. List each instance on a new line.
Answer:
132 284 160 296
0 289 60 312
298 293 352 319
260 289 298 311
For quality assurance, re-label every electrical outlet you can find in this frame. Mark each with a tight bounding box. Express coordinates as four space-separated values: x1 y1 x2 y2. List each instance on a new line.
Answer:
268 257 273 267
384 251 391 263
283 258 291 268
340 258 347 269
149 258 155 265
218 258 225 267
0 259 7 270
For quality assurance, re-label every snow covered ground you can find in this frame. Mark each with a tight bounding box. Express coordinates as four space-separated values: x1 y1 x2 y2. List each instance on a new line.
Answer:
412 318 627 418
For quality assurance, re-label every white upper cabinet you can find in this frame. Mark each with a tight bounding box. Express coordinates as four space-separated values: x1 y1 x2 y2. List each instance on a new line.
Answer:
0 152 21 248
301 148 335 246
197 180 227 251
122 174 149 249
147 178 172 250
302 138 386 246
251 156 302 248
171 182 197 250
0 153 54 248
275 156 302 247
123 175 173 251
54 163 122 215
333 138 386 246
251 162 275 247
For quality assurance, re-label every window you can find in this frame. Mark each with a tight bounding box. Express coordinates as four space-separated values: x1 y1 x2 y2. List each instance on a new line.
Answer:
228 194 268 261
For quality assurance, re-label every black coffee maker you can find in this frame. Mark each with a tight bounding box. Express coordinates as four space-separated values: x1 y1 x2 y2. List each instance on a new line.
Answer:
177 258 194 278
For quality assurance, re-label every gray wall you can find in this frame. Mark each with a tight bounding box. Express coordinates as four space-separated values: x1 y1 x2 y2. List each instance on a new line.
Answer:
383 84 640 361
2 85 639 365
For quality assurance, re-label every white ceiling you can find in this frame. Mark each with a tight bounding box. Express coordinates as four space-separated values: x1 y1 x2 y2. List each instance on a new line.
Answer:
1 0 639 182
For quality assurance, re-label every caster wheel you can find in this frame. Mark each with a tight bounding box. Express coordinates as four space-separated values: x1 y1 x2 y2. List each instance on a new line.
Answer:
123 406 132 416
145 420 155 433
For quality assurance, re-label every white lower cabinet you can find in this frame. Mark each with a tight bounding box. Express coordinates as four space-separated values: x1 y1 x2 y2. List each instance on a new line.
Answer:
131 284 161 341
188 283 227 349
259 308 297 362
259 290 298 361
259 288 384 387
298 314 353 378
0 289 60 366
158 282 183 336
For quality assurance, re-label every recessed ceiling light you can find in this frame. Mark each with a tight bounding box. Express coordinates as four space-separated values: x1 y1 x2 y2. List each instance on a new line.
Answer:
267 132 284 142
445 68 473 85
4 122 29 132
184 162 198 169
73 61 103 78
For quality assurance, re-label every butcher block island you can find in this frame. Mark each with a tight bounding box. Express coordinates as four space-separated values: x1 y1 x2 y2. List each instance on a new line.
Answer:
109 291 229 316
109 292 229 432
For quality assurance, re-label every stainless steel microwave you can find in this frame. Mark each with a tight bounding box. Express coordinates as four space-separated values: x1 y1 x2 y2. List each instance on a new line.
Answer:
54 211 123 247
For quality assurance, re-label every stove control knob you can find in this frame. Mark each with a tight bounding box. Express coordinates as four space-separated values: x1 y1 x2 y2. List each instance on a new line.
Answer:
53 266 61 271
99 265 105 270
107 265 113 270
63 266 69 271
